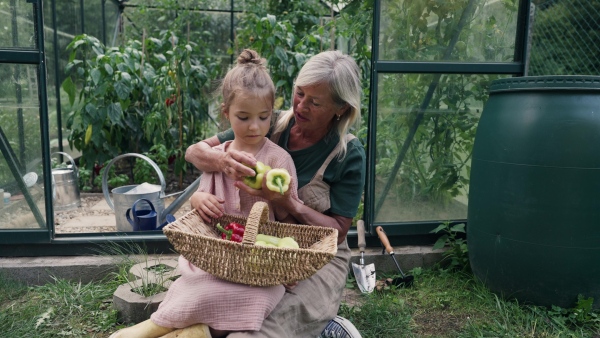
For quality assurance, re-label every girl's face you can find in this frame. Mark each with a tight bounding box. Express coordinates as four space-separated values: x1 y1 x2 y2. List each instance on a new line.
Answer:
224 92 272 149
292 82 347 133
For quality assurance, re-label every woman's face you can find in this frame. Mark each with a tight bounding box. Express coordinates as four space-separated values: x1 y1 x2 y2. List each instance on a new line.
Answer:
225 92 272 147
293 82 346 132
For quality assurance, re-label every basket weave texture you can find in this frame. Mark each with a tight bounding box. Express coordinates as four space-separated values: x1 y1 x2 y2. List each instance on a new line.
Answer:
163 201 338 286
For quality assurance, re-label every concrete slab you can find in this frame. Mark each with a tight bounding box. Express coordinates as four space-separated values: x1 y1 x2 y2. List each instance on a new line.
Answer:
0 245 445 287
0 254 180 286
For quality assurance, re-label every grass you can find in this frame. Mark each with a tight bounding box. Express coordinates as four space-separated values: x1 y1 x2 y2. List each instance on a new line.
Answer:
341 268 600 337
1 264 600 337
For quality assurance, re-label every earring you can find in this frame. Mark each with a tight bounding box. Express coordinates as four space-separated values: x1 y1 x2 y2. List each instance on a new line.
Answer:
336 115 341 121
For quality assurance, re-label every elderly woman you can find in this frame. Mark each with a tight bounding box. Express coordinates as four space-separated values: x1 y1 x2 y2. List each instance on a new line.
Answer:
183 50 366 338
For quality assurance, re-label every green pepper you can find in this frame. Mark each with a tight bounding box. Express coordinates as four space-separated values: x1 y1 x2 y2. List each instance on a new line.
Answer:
255 234 299 249
265 168 291 195
243 161 271 189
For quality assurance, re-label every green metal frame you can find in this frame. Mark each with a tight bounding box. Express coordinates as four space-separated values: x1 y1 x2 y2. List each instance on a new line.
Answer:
363 0 532 240
0 0 532 255
0 0 54 245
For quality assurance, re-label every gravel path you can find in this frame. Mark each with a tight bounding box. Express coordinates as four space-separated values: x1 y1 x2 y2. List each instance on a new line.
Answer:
54 193 193 233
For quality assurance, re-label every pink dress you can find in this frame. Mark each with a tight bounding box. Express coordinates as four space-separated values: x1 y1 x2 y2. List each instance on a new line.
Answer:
151 138 301 331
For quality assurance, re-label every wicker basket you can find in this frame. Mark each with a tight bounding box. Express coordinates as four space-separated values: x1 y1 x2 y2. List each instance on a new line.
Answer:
162 201 338 286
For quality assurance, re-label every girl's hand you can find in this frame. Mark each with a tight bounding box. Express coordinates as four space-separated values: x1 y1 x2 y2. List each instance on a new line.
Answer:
221 149 257 180
190 191 225 223
234 171 290 203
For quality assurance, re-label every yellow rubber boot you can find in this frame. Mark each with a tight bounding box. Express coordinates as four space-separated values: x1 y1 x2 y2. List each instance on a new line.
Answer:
109 319 174 338
159 323 212 338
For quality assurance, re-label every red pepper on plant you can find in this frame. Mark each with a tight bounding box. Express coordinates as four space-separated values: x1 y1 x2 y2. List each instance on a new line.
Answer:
165 94 177 107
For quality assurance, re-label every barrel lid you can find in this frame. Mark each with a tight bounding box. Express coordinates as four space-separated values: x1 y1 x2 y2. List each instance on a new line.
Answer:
490 76 600 93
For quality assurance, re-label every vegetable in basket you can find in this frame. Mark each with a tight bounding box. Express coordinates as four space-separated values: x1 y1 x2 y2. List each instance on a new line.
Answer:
216 222 245 242
243 161 271 189
255 234 299 249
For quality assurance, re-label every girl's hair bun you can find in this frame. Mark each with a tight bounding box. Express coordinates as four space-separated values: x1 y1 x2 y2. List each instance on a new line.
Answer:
237 49 263 65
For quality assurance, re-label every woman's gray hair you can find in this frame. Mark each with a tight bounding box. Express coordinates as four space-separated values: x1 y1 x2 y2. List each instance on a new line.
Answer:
274 50 362 159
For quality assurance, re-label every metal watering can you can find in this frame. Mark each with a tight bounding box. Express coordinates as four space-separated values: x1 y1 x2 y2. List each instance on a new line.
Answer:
102 153 200 232
126 198 176 231
52 152 81 211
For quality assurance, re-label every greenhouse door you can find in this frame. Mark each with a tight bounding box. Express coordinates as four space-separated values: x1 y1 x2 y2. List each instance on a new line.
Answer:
0 0 54 246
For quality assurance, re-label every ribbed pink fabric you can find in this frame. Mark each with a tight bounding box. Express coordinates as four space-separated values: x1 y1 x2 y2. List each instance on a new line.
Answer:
151 256 285 330
151 138 299 331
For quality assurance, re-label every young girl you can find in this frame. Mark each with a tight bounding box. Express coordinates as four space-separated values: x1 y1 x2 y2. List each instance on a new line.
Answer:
110 49 302 338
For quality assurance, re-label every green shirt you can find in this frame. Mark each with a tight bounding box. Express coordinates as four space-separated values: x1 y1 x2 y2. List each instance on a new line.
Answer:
217 118 366 218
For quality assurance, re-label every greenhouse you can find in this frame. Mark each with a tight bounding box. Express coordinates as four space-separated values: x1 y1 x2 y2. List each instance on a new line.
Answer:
0 0 599 262
2 0 600 336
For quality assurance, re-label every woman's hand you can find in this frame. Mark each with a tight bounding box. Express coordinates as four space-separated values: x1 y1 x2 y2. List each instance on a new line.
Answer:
221 149 257 180
185 138 256 179
189 191 225 223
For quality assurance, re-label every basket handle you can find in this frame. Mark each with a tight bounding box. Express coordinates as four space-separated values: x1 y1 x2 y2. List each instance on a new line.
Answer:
242 202 270 245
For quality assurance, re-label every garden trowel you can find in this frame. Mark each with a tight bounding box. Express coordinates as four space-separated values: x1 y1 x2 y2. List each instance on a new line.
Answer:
352 220 376 293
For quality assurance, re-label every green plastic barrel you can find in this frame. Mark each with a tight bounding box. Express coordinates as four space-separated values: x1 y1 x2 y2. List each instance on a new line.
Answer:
468 76 600 309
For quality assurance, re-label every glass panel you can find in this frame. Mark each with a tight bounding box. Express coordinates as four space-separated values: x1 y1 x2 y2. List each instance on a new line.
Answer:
0 0 36 48
104 0 120 47
527 0 600 76
373 73 510 223
83 1 105 44
0 64 47 229
379 0 520 62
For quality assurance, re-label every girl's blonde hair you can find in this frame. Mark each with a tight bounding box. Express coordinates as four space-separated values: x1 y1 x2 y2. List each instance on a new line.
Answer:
273 50 362 159
220 49 275 115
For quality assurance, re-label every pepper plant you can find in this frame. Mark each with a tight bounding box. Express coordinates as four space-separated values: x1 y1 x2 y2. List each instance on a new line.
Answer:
61 30 220 187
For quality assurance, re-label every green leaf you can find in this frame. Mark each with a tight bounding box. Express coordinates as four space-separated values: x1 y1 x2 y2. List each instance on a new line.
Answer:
266 14 277 27
73 39 86 49
91 68 101 85
107 103 123 126
61 77 76 106
154 53 167 63
275 79 287 89
85 103 97 116
430 224 447 234
120 72 131 82
432 235 448 250
450 223 466 233
275 46 288 63
64 59 82 73
104 64 113 75
114 81 131 101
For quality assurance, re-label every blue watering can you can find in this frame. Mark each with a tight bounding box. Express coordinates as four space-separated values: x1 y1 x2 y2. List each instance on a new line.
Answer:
126 198 176 231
